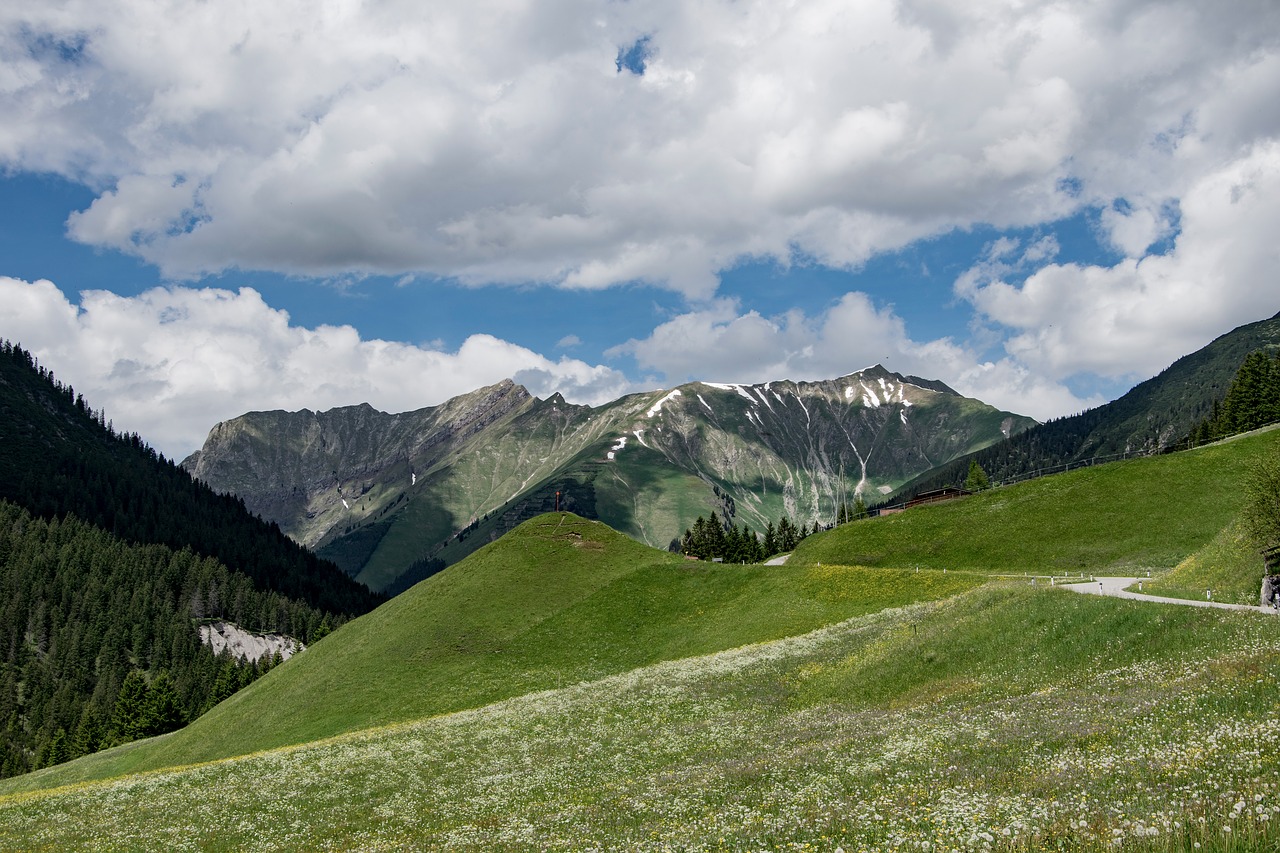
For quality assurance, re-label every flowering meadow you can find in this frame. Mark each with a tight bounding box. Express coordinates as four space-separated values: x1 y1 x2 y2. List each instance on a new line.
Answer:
1 582 1277 851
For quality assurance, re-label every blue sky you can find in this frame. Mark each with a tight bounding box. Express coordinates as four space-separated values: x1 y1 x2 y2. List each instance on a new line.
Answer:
2 1 1278 457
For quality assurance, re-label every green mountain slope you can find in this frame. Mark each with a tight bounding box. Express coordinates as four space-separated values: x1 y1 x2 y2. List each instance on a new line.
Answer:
5 514 983 791
797 427 1280 575
185 365 1034 592
11 426 1280 794
896 310 1280 498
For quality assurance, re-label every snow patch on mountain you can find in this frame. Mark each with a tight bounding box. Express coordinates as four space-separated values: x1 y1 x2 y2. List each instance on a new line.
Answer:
860 382 881 408
647 389 682 418
705 382 757 403
793 391 811 424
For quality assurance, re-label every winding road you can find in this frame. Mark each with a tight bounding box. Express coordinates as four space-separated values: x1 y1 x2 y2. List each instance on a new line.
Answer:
1063 576 1279 614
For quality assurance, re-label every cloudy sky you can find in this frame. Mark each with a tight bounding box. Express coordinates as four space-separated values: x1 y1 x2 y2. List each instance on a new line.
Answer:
2 0 1279 458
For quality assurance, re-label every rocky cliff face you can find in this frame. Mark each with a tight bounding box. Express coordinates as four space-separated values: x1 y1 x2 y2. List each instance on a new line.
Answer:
184 380 537 547
183 366 1035 593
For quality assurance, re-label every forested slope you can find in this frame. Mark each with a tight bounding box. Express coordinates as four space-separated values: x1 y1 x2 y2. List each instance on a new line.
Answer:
0 341 383 778
0 500 339 776
895 311 1280 499
0 341 382 616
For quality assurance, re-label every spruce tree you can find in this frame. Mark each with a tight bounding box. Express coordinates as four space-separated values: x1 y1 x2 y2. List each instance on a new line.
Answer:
964 460 992 492
778 517 797 552
111 671 150 743
763 521 778 557
143 672 186 736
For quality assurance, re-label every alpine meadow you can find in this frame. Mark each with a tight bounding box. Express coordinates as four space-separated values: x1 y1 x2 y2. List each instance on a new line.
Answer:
4 2 1280 849
2 346 1280 849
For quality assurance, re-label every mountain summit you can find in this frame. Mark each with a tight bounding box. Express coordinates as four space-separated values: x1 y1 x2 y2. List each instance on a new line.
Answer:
184 366 1034 592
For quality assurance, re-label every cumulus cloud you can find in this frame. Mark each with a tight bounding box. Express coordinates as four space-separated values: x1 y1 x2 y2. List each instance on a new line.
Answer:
958 141 1280 382
3 0 1280 432
611 291 1098 421
2 0 1277 295
0 277 632 458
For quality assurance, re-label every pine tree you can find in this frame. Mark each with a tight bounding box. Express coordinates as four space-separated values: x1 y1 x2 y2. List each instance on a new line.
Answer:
763 521 778 556
44 728 68 768
778 517 797 552
143 671 186 736
964 460 992 492
707 515 727 558
111 671 150 743
72 705 104 758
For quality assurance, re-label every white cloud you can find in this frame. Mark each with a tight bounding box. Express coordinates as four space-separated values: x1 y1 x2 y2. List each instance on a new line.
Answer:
1 0 1276 295
2 0 1279 431
0 277 632 458
960 141 1280 382
611 291 1099 421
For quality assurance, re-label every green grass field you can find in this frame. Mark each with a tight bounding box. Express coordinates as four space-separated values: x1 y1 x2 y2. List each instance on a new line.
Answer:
4 429 1279 850
2 515 982 794
793 427 1280 580
2 583 1276 851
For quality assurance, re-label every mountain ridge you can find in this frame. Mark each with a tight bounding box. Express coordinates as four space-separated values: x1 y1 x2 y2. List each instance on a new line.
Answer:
184 364 1035 592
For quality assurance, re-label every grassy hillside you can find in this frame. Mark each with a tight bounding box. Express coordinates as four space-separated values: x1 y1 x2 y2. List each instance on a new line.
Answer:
3 583 1277 851
4 514 982 792
794 427 1280 576
1143 518 1263 605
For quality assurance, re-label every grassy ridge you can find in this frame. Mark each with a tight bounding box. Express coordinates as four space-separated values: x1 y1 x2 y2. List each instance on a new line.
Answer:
2 515 982 793
3 584 1277 851
793 427 1280 575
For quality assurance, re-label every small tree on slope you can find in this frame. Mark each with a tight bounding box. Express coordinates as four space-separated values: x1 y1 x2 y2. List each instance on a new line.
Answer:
965 460 992 492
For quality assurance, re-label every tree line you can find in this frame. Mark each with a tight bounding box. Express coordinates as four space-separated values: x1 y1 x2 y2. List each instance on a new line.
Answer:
676 512 824 563
0 500 320 777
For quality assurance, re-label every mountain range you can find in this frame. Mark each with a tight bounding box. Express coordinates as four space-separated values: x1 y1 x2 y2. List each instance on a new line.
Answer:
183 365 1035 593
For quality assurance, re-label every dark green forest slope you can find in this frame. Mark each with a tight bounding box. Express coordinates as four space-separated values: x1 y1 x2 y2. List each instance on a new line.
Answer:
0 501 338 777
0 341 384 778
0 341 381 616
